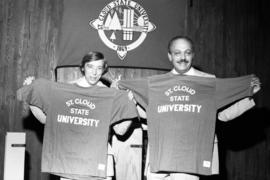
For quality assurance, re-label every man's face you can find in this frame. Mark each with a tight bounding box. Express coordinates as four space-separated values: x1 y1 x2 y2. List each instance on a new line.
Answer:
83 60 105 86
168 39 194 74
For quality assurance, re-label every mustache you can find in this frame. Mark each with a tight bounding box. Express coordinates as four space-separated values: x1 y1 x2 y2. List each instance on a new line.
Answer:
178 59 189 63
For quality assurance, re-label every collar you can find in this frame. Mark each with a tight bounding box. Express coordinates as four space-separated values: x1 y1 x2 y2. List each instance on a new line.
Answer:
72 77 107 87
170 67 195 76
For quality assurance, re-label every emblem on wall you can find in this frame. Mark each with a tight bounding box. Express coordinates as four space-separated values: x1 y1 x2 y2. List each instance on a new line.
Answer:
90 0 156 60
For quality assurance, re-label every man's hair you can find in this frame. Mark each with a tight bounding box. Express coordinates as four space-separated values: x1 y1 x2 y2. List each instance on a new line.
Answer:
167 35 194 54
80 51 108 75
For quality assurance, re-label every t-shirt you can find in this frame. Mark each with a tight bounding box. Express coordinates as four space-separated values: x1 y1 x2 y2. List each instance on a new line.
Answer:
18 78 138 180
119 73 253 175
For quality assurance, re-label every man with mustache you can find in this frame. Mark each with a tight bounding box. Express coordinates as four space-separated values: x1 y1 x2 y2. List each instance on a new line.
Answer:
166 36 258 124
145 35 259 180
113 35 260 180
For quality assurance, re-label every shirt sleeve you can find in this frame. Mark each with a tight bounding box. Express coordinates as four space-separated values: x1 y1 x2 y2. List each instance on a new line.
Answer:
110 91 138 124
215 75 253 109
16 78 50 114
218 97 255 121
118 78 149 108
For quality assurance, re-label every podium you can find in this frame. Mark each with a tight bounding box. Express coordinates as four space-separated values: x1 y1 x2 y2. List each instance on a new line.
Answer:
4 132 26 180
112 128 143 180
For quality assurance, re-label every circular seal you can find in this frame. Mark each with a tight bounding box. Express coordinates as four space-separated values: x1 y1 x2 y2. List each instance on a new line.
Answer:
90 0 156 60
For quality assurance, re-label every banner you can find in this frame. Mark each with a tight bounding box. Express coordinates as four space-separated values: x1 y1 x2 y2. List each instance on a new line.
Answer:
57 0 187 70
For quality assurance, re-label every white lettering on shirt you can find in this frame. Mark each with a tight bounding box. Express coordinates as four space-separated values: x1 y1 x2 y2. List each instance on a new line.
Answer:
57 115 100 127
157 104 202 113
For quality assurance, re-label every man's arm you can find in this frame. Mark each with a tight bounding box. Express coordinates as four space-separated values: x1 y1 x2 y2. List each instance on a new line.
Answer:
18 76 47 124
112 120 132 136
217 75 260 121
29 105 46 124
216 75 260 109
217 98 255 121
190 69 258 121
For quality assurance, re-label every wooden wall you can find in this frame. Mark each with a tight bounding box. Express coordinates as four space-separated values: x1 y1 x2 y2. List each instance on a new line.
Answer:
187 1 270 180
0 0 269 180
0 0 61 179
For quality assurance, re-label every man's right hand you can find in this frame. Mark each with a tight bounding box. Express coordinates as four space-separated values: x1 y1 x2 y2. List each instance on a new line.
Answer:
23 76 35 86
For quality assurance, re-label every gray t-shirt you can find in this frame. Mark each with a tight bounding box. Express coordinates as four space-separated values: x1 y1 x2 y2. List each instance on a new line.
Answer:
18 78 137 179
119 73 253 175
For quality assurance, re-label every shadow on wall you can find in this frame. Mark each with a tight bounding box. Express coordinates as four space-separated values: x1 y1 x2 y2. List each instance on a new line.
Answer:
200 106 270 180
217 106 270 150
22 111 44 143
216 106 270 180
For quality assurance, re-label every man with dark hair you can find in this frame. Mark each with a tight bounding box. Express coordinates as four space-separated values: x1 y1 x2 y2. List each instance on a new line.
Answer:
18 51 137 180
113 36 260 180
